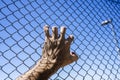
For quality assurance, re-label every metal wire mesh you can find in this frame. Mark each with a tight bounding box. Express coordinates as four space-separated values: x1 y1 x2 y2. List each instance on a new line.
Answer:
0 0 120 80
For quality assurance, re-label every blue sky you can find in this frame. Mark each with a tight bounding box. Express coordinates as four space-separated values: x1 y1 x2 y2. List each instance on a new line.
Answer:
0 0 120 80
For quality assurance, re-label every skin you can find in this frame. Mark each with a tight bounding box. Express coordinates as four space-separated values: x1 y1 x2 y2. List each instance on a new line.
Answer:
16 25 78 80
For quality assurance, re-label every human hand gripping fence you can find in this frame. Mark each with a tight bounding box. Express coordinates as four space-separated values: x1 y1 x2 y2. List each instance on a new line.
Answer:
16 26 78 80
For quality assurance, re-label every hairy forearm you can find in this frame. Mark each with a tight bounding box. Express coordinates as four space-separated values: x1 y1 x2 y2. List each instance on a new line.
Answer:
16 58 59 80
30 58 60 80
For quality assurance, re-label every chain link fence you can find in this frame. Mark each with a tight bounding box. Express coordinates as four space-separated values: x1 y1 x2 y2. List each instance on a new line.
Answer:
0 0 120 80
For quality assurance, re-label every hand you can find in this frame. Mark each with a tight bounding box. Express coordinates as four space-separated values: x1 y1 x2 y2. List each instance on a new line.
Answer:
42 25 78 67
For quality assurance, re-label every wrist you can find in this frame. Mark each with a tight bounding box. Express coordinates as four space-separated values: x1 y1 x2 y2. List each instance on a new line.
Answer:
32 58 59 79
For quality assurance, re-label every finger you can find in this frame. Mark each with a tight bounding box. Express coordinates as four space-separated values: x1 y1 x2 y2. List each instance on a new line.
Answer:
44 25 50 39
67 35 74 44
52 26 58 39
60 27 66 40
